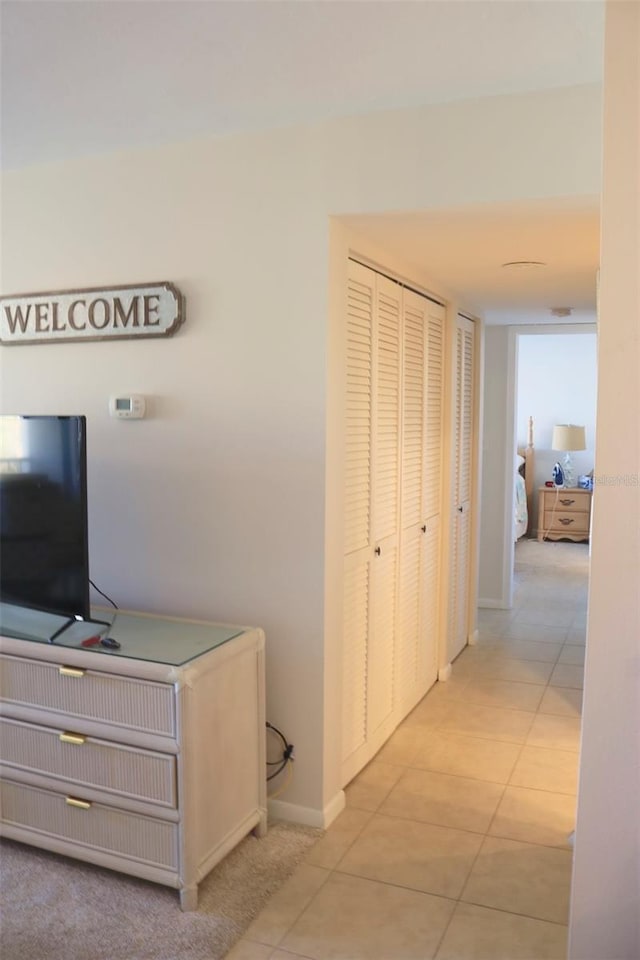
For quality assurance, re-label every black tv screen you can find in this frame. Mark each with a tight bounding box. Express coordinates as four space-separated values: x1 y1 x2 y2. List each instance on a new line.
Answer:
0 415 90 620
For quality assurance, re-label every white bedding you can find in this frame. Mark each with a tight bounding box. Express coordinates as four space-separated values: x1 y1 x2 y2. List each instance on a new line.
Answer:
514 454 528 540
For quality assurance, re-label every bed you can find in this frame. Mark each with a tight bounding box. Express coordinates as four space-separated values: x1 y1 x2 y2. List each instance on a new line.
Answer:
515 416 535 540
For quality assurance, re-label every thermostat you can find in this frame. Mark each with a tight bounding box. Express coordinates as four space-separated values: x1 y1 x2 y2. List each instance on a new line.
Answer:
109 395 146 419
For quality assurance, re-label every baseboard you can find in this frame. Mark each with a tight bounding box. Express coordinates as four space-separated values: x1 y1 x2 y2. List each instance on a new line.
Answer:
438 663 452 682
268 789 346 830
478 597 510 609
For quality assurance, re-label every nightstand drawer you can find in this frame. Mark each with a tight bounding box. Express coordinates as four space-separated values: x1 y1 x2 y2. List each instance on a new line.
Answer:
538 486 592 542
551 492 590 513
0 779 178 870
0 717 176 808
543 511 590 534
0 656 175 739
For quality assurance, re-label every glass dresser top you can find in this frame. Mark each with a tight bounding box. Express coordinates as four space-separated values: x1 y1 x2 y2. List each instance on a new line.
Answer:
0 602 246 666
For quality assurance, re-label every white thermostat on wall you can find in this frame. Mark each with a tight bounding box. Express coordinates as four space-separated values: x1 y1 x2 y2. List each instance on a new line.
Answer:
109 395 146 419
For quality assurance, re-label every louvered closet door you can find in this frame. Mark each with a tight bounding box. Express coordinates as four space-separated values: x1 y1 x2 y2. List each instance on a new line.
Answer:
342 261 374 763
448 316 475 662
368 272 401 736
341 263 401 782
396 291 444 715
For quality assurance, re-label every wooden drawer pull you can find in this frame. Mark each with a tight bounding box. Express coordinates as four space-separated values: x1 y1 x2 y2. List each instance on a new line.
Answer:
59 732 86 745
58 666 85 678
65 797 91 810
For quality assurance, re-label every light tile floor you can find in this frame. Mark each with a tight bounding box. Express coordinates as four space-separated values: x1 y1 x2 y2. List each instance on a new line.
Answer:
227 540 588 960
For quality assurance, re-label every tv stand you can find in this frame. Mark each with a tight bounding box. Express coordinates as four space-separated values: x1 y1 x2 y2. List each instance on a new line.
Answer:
0 608 267 910
47 615 112 643
0 605 113 645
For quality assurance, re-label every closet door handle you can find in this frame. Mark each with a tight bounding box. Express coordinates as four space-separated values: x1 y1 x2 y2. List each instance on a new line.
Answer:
421 525 427 533
457 506 463 513
374 546 381 556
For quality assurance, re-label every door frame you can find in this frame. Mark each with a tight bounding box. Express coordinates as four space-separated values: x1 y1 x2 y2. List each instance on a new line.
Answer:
439 311 483 676
500 323 598 609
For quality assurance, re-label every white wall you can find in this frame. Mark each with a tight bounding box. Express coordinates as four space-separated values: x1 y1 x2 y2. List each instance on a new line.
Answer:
517 330 597 533
478 326 514 607
1 133 331 815
1 83 602 822
569 2 640 956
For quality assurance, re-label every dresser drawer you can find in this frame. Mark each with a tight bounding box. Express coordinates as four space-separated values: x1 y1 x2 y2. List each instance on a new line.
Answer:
0 655 175 738
0 717 176 808
549 492 590 514
543 511 590 534
0 779 179 871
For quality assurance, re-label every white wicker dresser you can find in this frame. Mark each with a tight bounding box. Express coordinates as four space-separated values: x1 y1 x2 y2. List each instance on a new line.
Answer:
0 604 266 910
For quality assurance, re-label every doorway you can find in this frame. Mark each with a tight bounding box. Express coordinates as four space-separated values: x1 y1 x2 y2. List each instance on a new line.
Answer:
510 325 597 603
476 322 597 612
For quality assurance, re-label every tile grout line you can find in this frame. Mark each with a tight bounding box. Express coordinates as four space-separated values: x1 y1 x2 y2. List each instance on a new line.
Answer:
254 545 587 960
454 548 584 944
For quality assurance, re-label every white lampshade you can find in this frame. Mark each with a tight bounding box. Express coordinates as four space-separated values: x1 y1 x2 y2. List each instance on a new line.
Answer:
552 424 586 452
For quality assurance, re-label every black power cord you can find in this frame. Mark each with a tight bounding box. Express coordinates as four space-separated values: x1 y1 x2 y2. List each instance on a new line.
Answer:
266 721 294 781
89 579 118 609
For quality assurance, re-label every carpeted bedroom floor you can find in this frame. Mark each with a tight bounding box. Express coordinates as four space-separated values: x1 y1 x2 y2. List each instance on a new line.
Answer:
0 820 322 960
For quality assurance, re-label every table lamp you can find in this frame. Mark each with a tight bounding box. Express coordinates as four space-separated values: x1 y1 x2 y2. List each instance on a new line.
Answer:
552 424 586 488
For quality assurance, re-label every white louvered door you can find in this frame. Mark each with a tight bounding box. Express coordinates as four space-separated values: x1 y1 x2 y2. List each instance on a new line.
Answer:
342 266 401 782
342 260 444 785
342 262 374 763
368 275 401 735
396 291 444 716
448 315 475 662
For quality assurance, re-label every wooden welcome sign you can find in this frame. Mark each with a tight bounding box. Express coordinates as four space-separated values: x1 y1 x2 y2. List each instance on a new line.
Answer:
0 282 184 345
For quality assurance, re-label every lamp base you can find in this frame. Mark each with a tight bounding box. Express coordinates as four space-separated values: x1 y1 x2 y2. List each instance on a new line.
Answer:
562 452 576 487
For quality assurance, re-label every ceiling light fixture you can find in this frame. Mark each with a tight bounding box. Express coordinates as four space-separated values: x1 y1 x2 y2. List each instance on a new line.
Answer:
501 260 546 269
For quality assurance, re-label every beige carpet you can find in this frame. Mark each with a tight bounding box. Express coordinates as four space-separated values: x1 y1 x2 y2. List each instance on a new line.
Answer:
515 537 590 568
0 821 322 960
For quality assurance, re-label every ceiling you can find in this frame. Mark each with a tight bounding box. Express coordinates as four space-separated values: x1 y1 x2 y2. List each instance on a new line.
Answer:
342 198 601 325
1 0 604 324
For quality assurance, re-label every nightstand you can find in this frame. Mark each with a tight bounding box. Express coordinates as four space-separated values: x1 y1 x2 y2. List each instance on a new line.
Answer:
537 487 592 542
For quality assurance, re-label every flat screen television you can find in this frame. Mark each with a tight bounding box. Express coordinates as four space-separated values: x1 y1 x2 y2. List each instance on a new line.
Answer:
0 414 91 621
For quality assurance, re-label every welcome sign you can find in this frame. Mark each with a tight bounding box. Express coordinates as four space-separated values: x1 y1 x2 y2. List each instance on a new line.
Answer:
0 282 184 345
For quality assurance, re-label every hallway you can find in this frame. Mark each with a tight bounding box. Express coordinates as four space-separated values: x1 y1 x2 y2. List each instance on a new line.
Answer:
229 540 588 960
